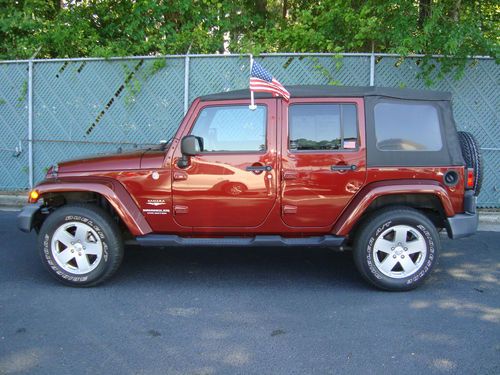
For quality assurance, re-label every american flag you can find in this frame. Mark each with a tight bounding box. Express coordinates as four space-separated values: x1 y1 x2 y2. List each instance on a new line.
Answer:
250 61 290 101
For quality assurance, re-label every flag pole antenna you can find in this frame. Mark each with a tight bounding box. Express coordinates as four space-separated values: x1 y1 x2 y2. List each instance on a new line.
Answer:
249 54 257 111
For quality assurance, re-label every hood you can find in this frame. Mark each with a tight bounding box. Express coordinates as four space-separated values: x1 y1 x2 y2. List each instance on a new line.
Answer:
55 149 145 174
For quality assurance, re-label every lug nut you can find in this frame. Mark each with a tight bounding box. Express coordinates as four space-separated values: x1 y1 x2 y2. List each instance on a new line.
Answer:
391 247 395 250
71 249 74 253
401 255 405 259
393 255 397 258
404 247 408 251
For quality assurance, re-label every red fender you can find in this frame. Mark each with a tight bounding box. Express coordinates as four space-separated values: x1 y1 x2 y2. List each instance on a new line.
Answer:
333 180 455 236
32 178 152 236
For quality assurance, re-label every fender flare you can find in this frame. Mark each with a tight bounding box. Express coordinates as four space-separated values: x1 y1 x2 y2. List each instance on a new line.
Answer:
332 180 455 236
33 179 152 236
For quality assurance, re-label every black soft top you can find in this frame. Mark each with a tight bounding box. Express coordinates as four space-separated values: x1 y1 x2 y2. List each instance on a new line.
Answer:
200 85 452 102
200 85 463 167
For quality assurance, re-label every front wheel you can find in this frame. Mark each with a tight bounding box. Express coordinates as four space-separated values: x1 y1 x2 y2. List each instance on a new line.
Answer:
353 207 440 291
38 204 124 287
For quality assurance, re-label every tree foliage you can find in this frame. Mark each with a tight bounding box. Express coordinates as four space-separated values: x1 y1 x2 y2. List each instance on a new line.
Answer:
0 0 498 79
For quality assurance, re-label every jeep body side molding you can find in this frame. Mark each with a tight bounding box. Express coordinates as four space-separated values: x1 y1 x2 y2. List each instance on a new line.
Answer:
333 180 455 236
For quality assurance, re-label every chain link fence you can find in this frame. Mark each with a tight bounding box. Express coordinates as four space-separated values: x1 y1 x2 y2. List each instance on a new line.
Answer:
0 53 498 207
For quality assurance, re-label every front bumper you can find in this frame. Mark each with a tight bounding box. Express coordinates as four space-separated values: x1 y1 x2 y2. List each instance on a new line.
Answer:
446 191 478 239
17 203 42 233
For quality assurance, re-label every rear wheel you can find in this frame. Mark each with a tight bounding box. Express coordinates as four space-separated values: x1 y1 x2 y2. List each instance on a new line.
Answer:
353 207 440 291
38 204 123 287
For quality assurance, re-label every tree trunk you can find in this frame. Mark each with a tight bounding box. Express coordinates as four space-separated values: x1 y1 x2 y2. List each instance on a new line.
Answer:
451 0 461 22
418 0 431 29
255 0 267 15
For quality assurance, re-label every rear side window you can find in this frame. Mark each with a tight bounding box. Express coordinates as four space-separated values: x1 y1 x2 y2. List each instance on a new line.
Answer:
191 105 266 152
289 104 358 151
374 102 442 151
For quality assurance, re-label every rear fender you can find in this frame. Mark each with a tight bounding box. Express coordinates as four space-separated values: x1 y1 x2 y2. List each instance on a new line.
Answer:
333 180 455 236
32 179 152 236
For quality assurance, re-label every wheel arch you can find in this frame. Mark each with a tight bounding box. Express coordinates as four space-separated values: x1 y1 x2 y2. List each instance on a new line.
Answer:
333 180 454 238
32 180 152 236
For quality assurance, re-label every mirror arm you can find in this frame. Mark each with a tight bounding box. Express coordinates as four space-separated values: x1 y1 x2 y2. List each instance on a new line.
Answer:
177 155 190 169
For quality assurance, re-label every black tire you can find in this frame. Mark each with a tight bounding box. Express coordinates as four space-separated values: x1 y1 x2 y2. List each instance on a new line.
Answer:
458 131 483 196
353 207 440 291
38 204 123 287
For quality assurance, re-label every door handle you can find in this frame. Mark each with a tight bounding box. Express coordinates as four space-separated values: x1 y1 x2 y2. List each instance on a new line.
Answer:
283 171 298 180
173 171 188 181
331 165 357 172
283 205 298 214
246 165 272 172
174 205 189 214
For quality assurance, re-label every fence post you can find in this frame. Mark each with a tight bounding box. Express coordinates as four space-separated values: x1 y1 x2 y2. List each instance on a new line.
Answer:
369 51 375 86
27 59 34 189
183 55 190 115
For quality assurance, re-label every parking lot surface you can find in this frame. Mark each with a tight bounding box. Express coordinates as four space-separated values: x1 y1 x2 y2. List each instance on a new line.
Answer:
0 210 499 374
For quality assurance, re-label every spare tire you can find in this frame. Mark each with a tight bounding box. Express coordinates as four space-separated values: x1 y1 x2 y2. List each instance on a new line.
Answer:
458 131 483 196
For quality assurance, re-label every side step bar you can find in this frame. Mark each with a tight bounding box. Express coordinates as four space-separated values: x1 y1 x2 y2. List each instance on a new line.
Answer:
135 234 345 248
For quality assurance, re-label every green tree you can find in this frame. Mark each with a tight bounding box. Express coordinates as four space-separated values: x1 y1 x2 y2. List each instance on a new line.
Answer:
0 0 497 81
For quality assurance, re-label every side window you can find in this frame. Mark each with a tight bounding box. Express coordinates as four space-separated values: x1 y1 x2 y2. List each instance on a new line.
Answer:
191 105 266 152
289 104 358 151
374 102 442 151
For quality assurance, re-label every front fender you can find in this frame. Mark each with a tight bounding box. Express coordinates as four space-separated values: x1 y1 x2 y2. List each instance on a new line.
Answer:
31 178 152 236
332 180 455 236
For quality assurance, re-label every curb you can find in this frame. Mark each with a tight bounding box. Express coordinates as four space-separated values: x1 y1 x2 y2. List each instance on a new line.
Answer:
478 212 500 223
0 194 27 208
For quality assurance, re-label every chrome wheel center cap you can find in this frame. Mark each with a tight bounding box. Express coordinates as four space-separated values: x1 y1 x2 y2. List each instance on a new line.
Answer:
394 246 404 256
74 243 83 252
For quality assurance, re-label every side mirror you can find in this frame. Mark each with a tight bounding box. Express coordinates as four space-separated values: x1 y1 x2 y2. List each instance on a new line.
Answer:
178 135 203 168
181 135 203 156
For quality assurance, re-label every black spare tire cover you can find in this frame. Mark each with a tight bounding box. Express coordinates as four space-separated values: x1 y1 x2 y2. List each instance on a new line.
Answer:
458 131 483 196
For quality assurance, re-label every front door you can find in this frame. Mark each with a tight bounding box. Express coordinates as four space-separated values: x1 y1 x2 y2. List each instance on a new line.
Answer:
172 99 277 228
281 98 367 227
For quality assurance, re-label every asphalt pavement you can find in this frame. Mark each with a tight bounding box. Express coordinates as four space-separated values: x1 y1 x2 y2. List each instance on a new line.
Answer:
0 210 499 375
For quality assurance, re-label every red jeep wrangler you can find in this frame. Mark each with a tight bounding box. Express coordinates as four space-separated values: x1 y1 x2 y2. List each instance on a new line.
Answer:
18 86 481 290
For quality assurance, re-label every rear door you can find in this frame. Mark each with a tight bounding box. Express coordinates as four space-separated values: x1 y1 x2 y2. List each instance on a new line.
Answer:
281 98 367 227
172 99 277 228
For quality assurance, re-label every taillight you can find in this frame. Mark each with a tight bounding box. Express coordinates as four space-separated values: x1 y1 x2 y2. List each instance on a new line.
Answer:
466 168 475 190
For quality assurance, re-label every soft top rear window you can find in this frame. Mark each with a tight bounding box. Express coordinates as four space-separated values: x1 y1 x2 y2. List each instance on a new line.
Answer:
374 102 442 151
365 97 464 167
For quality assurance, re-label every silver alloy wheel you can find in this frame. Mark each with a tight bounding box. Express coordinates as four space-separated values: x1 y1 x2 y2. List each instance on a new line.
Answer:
372 224 427 279
51 221 103 275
